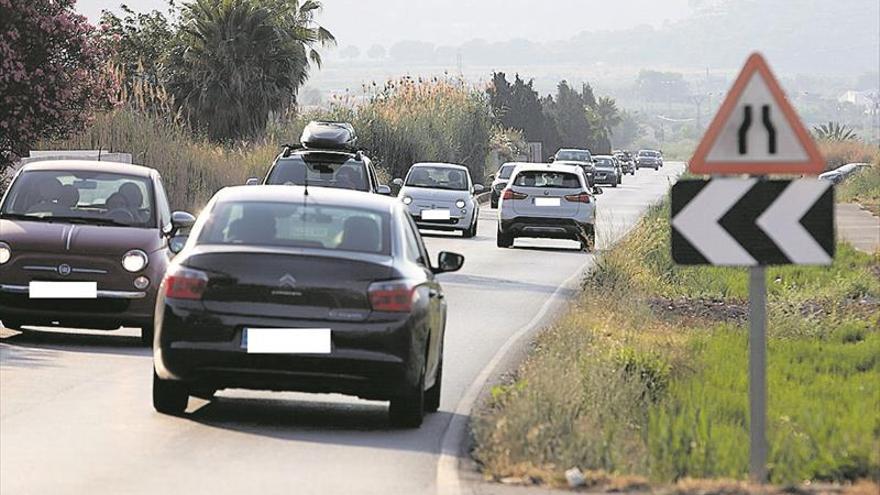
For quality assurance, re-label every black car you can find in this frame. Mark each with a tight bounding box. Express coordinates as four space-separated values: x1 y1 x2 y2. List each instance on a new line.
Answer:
152 185 464 427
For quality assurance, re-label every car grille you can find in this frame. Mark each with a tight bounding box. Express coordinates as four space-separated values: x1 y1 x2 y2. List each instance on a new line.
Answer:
0 293 130 313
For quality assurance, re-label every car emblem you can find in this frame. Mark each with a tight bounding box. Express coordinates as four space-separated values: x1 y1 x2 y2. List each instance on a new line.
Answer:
57 264 72 276
279 274 297 288
543 191 549 196
273 274 302 297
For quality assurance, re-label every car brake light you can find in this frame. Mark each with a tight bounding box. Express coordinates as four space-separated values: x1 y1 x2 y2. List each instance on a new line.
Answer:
564 193 591 204
368 280 418 312
502 189 527 200
164 266 208 300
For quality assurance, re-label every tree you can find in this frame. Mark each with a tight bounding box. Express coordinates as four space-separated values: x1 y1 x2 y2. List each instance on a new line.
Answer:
812 121 859 142
165 0 335 140
0 0 115 173
98 6 175 87
612 110 645 149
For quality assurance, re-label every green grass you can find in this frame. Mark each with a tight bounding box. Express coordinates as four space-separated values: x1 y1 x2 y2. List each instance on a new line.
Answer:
472 200 880 488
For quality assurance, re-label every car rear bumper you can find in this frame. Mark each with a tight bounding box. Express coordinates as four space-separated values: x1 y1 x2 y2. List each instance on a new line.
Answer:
500 217 592 240
154 303 425 401
0 286 155 329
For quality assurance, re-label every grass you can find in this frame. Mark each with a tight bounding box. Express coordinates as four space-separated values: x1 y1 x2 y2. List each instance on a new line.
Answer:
472 202 880 489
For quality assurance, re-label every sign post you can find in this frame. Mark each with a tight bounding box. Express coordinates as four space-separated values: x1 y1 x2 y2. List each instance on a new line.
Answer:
671 52 833 483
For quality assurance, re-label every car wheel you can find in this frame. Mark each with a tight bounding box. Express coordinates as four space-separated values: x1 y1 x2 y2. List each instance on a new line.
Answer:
580 225 596 252
490 198 498 209
462 218 476 238
140 322 154 347
612 180 618 188
389 365 425 428
654 166 658 171
153 369 189 415
496 227 513 248
424 353 443 413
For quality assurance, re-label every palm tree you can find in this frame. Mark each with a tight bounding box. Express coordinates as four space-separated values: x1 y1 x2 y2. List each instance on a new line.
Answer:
165 0 335 140
594 96 622 136
812 121 859 142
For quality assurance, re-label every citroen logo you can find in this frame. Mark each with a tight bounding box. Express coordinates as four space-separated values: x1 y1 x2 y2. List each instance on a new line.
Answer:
279 274 297 288
58 264 72 276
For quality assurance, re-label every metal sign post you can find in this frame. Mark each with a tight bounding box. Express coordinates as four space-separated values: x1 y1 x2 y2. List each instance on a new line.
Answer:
748 265 767 483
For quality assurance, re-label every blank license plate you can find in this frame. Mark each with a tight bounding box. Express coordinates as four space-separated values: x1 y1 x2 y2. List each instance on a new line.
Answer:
29 281 97 299
421 209 451 220
535 198 561 207
243 328 331 354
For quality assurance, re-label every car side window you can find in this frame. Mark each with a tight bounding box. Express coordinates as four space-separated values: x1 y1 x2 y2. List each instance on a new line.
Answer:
154 177 172 231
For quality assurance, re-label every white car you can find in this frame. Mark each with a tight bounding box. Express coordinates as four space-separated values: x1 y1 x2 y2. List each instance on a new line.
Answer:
497 163 601 251
394 163 484 238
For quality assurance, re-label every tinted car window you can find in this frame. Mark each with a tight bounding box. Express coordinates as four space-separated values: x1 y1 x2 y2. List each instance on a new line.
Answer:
406 167 468 190
497 165 515 179
555 150 591 162
513 171 580 188
198 201 391 255
267 154 368 191
1 170 156 227
594 158 614 168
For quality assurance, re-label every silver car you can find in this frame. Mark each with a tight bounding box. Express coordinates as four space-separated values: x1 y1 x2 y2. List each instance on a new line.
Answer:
489 163 517 209
497 163 600 251
394 163 484 238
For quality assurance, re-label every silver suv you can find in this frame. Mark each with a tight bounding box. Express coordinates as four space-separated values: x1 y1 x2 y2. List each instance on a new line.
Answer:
497 163 600 251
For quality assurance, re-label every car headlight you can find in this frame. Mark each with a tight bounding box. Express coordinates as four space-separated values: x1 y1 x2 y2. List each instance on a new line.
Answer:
0 242 10 264
122 249 148 272
455 199 466 209
402 196 413 205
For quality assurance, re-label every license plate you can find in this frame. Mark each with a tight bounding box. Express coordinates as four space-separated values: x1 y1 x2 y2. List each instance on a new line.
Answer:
29 281 97 299
421 209 451 220
242 328 331 354
534 197 560 207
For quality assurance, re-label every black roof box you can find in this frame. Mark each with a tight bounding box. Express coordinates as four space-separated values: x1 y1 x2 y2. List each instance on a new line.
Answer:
300 121 358 151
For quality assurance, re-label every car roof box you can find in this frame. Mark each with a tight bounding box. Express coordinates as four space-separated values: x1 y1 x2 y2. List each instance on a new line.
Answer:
300 121 358 151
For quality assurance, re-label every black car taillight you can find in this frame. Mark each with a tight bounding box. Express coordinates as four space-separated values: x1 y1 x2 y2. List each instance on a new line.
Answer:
368 280 418 312
502 189 527 200
164 266 208 300
564 193 591 203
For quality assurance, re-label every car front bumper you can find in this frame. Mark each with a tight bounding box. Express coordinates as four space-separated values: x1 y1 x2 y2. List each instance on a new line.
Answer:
154 302 426 401
593 171 618 184
0 285 156 329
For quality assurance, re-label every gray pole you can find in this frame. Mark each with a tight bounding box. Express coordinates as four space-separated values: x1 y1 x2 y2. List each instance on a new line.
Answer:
749 265 768 483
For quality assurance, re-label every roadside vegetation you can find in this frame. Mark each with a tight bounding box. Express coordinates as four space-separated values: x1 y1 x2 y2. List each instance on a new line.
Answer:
472 202 880 489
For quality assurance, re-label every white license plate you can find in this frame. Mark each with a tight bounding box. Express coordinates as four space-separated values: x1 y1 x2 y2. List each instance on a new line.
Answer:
421 209 451 220
534 197 561 207
29 281 97 299
242 328 331 354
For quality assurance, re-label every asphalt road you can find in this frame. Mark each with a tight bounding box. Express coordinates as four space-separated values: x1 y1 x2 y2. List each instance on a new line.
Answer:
0 163 684 495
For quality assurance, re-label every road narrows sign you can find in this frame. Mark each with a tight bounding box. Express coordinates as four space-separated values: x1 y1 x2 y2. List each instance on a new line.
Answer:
672 179 834 266
689 53 824 175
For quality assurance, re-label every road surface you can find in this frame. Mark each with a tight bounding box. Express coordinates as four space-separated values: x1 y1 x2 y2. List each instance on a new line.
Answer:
0 164 684 495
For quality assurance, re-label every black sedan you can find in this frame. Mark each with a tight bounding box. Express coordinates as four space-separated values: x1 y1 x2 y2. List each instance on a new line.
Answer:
152 185 464 428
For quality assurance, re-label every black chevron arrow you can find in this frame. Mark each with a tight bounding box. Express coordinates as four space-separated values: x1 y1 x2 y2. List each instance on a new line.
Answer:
719 180 790 264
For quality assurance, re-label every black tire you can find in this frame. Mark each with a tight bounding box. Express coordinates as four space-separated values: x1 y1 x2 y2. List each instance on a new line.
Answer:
153 370 189 415
140 322 154 347
490 198 498 209
612 180 618 188
580 225 596 252
496 227 513 248
424 354 443 413
462 217 476 238
654 166 658 171
389 366 425 428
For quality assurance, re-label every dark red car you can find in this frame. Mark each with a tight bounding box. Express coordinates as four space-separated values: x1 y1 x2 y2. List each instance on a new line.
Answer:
0 160 194 344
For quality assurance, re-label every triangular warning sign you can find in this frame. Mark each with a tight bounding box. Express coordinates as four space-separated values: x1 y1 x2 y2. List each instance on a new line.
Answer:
689 53 824 175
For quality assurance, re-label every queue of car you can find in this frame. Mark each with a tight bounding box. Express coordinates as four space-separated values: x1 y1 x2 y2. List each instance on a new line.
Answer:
0 120 660 428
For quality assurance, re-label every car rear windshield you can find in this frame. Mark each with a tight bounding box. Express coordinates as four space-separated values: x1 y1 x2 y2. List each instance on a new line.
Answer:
266 154 368 191
594 158 614 167
497 165 515 180
555 150 591 162
197 201 391 255
512 171 581 188
405 166 468 190
638 151 659 157
0 170 155 227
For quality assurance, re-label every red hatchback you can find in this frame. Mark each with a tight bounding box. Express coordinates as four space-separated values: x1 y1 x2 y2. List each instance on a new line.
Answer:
0 160 194 344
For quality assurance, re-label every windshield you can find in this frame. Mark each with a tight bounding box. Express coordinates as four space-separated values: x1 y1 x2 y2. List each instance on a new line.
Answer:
513 171 581 188
497 165 515 180
638 151 659 157
0 170 155 227
266 154 368 191
555 150 591 162
198 201 391 255
405 166 469 190
594 158 615 168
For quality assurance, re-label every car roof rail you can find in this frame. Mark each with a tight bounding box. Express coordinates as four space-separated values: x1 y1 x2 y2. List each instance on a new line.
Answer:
281 143 304 158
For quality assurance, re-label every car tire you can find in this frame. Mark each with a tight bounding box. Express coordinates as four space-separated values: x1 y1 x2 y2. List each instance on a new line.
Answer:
490 198 498 209
580 225 596 252
389 365 425 428
462 218 476 238
424 353 443 413
611 180 618 188
496 227 513 248
654 166 658 171
140 323 154 347
153 369 189 415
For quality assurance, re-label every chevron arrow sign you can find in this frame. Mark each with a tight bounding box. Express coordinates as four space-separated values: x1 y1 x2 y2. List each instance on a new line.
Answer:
671 178 834 266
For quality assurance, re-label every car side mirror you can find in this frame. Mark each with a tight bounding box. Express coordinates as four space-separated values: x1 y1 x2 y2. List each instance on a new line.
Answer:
434 251 464 274
168 235 188 254
392 178 404 187
548 157 555 163
376 185 392 195
592 186 603 195
246 177 260 186
473 184 485 193
171 211 196 233
488 174 496 180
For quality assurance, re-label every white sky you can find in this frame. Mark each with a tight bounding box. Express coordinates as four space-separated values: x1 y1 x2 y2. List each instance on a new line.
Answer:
75 0 693 48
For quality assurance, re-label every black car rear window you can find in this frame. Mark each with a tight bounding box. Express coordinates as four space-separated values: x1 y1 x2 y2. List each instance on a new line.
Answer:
512 171 580 188
266 154 368 191
594 158 614 167
198 201 391 255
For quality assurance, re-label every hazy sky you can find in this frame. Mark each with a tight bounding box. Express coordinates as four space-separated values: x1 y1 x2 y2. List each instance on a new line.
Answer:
75 0 693 49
